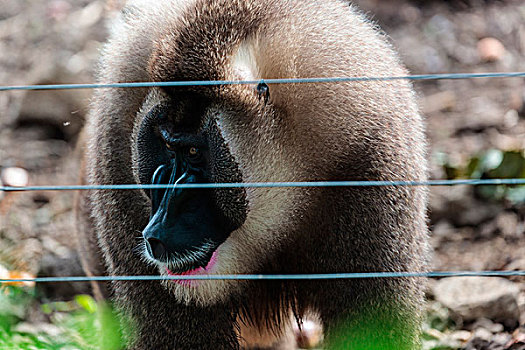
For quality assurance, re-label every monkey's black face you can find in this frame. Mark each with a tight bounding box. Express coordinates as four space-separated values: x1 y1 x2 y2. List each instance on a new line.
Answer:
136 100 247 275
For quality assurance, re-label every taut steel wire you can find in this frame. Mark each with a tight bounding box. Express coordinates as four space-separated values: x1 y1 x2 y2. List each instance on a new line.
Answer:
1 72 525 91
1 71 524 283
2 270 525 284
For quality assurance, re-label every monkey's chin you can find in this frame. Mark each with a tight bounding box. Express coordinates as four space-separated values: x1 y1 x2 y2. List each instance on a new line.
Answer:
164 250 219 287
159 247 245 306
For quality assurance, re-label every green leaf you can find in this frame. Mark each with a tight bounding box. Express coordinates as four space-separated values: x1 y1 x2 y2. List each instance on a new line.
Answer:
75 295 97 314
479 149 503 172
465 156 481 178
98 304 125 350
487 151 525 178
505 186 525 204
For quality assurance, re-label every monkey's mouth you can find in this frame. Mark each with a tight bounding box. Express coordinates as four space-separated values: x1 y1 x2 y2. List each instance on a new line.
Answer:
162 249 219 287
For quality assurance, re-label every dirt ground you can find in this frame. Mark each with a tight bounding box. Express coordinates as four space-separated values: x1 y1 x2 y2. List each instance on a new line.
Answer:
0 0 524 349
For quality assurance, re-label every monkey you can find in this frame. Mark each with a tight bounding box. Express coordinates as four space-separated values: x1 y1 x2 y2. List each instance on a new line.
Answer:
75 0 429 348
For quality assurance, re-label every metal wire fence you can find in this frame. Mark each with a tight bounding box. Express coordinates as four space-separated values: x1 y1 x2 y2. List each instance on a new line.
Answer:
1 178 525 192
1 71 524 283
1 72 525 91
2 270 525 284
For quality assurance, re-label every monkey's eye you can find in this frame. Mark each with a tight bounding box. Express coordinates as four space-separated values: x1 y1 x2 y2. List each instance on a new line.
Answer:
186 147 202 162
188 147 201 159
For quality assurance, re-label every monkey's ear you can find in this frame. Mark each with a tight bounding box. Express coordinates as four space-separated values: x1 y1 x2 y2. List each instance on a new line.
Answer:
231 41 274 104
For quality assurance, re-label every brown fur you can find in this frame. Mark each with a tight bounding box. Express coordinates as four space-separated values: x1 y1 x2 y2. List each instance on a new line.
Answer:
76 0 429 348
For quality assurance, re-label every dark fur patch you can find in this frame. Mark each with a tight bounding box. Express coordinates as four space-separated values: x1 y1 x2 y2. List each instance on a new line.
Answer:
148 0 266 84
204 117 248 229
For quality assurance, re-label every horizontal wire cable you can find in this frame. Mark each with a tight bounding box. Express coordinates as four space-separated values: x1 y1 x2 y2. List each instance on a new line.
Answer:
1 179 524 192
1 72 525 91
1 270 524 283
0 73 523 285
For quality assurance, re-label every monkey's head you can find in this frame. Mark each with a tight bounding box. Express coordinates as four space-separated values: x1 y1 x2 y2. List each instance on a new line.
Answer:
132 79 307 304
138 100 246 265
118 0 424 305
135 90 249 282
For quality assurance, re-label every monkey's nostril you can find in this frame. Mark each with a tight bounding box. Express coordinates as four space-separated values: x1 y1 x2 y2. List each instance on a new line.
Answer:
147 238 167 260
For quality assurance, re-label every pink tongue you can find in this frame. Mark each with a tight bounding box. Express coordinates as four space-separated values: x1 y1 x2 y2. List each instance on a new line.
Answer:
166 250 218 284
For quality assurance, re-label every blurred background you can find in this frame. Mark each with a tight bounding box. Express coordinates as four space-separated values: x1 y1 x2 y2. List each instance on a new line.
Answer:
0 1 524 349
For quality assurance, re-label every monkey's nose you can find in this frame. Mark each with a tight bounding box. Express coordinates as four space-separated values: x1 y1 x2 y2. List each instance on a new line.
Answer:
147 238 167 260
